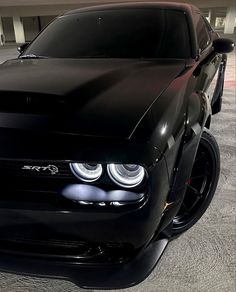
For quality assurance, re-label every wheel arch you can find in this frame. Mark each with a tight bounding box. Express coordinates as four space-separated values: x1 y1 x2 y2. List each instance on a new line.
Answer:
204 115 211 129
157 91 211 233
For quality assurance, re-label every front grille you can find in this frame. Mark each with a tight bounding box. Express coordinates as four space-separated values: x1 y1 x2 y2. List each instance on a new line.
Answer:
0 234 134 262
0 159 73 178
0 160 77 207
0 223 134 263
0 236 104 259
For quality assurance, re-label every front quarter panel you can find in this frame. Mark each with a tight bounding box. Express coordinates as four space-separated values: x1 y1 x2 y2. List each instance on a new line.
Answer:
131 55 213 231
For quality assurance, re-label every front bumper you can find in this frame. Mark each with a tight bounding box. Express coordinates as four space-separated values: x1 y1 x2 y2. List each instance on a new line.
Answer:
0 239 168 289
0 151 170 288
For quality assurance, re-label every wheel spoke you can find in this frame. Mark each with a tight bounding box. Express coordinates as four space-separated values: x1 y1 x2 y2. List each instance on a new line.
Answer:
187 184 202 197
188 196 201 212
173 132 217 231
199 176 208 194
190 175 206 180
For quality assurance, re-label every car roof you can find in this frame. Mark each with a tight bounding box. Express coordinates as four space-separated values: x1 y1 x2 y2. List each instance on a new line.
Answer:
65 2 200 16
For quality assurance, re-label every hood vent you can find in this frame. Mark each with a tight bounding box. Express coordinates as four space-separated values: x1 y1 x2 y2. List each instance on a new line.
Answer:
0 92 66 114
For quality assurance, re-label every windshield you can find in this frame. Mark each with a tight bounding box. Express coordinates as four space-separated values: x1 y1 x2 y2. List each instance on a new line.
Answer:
22 9 191 59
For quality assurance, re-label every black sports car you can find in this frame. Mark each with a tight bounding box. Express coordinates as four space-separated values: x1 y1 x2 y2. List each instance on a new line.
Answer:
0 2 234 289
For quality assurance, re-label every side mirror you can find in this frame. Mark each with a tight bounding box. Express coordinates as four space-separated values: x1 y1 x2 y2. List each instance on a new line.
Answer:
213 38 235 54
17 42 29 54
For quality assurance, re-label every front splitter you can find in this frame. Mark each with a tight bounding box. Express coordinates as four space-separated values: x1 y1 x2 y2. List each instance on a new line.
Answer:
0 239 168 289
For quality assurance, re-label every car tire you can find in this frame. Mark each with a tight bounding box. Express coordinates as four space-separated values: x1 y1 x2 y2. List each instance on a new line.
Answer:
172 130 220 236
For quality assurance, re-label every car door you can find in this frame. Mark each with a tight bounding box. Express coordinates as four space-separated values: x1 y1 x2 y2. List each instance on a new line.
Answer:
195 15 221 91
194 14 226 114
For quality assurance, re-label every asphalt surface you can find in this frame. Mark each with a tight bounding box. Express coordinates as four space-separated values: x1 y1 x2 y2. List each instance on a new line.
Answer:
0 47 235 292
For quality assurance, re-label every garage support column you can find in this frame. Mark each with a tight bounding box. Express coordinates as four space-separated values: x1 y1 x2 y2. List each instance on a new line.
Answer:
209 8 217 28
13 16 25 44
0 16 4 46
224 6 236 34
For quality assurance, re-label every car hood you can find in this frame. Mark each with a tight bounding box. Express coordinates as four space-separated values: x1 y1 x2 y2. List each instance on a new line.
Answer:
0 58 185 138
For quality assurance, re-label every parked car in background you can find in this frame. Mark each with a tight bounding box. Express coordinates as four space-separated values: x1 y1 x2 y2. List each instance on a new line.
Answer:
0 2 234 289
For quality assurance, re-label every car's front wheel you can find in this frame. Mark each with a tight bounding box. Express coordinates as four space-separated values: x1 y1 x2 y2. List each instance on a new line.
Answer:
172 130 220 235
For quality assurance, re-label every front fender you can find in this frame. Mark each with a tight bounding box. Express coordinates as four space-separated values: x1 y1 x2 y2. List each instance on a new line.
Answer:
211 54 227 114
171 90 211 197
159 91 211 231
185 91 211 139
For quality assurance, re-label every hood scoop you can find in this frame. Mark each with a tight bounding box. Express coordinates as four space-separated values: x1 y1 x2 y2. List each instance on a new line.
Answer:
0 91 66 114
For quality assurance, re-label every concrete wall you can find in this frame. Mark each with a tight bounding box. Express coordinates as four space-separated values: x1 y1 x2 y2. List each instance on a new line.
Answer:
22 16 40 42
1 17 15 42
22 15 56 42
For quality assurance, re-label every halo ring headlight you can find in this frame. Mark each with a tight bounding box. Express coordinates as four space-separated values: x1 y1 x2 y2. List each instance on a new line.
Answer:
107 164 145 188
70 163 103 182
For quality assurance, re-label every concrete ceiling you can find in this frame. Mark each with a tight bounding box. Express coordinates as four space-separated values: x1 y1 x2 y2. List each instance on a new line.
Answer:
0 0 235 8
0 0 131 6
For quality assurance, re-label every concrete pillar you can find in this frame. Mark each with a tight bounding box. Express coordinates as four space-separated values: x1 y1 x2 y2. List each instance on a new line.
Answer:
13 16 25 44
224 6 236 34
0 16 4 46
209 8 217 28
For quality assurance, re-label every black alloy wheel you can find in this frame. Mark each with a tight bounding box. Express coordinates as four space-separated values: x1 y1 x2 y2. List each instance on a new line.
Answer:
172 130 220 235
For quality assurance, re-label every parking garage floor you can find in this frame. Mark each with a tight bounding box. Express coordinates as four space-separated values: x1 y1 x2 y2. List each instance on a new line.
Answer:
0 47 235 292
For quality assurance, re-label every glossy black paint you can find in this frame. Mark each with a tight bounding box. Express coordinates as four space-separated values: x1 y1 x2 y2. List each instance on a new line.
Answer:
0 2 233 289
17 42 29 54
0 239 168 289
213 38 235 54
0 58 186 138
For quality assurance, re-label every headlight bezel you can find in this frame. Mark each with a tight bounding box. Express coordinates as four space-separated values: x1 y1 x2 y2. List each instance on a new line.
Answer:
107 164 146 188
70 163 103 183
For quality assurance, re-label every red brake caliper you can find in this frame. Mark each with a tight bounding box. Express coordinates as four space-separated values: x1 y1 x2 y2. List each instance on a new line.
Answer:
186 178 192 185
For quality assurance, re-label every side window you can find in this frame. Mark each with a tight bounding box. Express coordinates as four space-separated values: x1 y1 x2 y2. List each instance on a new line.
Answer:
196 15 211 52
